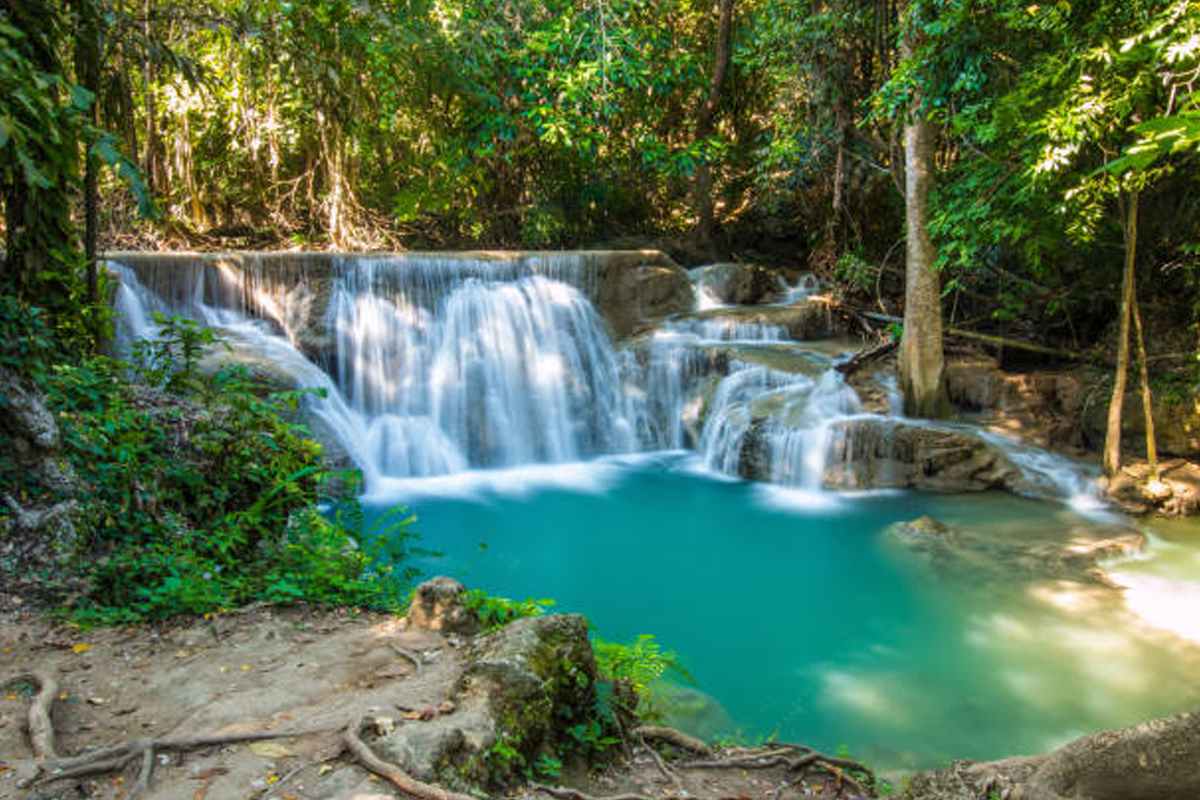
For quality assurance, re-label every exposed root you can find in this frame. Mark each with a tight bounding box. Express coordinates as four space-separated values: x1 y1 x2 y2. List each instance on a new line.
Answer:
675 743 875 797
341 714 476 800
633 725 712 757
37 727 334 797
388 643 425 675
2 671 60 761
637 732 679 785
531 783 656 800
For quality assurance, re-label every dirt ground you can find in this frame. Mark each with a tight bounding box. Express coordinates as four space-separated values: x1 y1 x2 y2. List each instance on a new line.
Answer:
0 606 869 800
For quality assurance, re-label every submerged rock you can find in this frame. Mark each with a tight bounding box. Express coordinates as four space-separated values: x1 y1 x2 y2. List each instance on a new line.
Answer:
885 515 1145 585
690 262 784 306
671 302 840 341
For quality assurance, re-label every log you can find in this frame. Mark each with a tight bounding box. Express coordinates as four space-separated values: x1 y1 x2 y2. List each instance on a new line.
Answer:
858 311 1087 361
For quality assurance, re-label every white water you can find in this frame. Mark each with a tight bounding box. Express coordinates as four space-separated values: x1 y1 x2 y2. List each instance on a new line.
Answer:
109 253 1102 506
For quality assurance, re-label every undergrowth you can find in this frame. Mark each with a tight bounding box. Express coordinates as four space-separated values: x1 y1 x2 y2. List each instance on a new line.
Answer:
0 306 419 623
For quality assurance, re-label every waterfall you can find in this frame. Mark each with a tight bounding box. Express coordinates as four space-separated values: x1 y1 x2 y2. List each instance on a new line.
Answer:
108 252 1103 507
110 255 637 484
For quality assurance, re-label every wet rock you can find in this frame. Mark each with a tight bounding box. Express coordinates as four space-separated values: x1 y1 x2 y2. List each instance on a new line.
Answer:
690 262 784 306
643 681 736 743
377 614 599 789
822 418 1023 493
405 577 481 635
676 302 840 341
595 254 695 339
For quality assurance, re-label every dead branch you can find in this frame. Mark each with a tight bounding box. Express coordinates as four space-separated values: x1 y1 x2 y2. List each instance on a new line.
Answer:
633 725 712 757
836 339 898 376
341 715 476 800
2 672 60 761
531 784 656 800
858 311 1086 361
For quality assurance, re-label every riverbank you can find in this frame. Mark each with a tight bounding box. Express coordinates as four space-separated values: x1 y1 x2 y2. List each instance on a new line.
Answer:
0 599 870 800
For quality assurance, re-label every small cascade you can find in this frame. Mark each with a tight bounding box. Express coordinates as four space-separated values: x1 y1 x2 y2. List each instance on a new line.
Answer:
658 317 789 342
764 371 864 489
976 431 1105 511
700 366 799 475
779 273 821 305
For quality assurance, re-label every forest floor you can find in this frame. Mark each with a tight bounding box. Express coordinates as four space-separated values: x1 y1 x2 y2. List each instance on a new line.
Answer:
0 605 865 800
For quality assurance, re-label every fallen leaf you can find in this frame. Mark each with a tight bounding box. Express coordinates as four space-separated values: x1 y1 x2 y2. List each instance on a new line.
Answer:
188 767 229 781
87 697 108 706
318 764 334 776
266 772 280 784
240 664 252 672
71 643 92 654
249 741 294 759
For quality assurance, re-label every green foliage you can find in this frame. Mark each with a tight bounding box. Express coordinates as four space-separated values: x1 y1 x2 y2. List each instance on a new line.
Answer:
463 589 555 632
132 313 226 393
0 315 416 623
0 295 59 377
593 633 689 697
533 753 563 780
833 250 876 294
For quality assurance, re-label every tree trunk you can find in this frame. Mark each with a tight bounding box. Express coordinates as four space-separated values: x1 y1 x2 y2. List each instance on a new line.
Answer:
1131 287 1158 479
74 0 101 315
142 0 161 194
692 0 734 260
897 36 949 419
1104 191 1137 477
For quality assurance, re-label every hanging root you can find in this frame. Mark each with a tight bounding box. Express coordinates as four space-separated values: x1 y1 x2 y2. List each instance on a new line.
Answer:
341 715 476 800
3 671 60 765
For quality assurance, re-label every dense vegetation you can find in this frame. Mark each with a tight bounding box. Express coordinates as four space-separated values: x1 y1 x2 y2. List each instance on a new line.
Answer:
1 0 1199 615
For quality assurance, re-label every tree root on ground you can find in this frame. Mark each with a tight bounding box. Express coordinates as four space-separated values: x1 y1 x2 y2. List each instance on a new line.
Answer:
632 725 712 757
387 643 425 675
2 672 60 760
341 714 476 800
675 741 875 798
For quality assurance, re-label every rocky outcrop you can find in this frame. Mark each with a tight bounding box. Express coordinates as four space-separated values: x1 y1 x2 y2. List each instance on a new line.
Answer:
945 355 1200 460
690 262 784 306
905 708 1200 800
885 515 1145 585
822 419 1023 493
377 613 600 789
405 576 481 635
1102 459 1200 516
591 251 695 338
944 355 1090 451
0 368 79 569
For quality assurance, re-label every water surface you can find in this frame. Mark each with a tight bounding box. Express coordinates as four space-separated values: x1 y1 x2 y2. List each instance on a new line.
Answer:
368 455 1200 770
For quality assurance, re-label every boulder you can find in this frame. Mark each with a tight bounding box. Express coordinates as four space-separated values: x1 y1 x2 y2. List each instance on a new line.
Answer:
377 614 600 789
592 253 695 339
904 708 1200 800
405 576 481 635
690 262 784 306
822 419 1023 493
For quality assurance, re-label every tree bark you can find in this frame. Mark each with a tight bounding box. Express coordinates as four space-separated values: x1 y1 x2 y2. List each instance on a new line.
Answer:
1131 286 1158 479
1104 191 1137 477
692 0 734 260
897 35 949 419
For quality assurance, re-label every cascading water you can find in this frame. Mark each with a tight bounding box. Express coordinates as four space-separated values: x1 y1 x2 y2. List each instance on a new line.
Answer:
108 251 1102 506
110 255 640 485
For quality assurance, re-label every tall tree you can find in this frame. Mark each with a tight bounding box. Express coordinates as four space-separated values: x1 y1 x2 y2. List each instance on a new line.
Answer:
896 7 949 418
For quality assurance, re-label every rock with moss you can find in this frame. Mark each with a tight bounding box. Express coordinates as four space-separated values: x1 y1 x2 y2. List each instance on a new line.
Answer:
377 613 601 790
